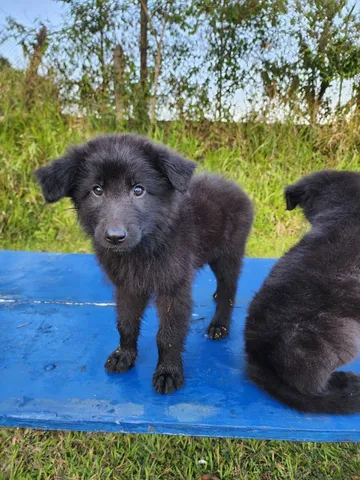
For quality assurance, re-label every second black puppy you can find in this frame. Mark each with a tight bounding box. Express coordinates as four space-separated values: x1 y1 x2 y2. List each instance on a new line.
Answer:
35 134 253 394
245 170 360 413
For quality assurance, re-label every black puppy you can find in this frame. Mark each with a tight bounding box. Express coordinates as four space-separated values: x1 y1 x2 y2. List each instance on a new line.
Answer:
35 134 253 394
245 170 360 413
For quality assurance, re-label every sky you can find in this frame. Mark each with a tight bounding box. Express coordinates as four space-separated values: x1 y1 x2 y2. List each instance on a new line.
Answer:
4 0 360 64
1 0 359 118
0 0 64 29
0 0 65 66
3 0 360 28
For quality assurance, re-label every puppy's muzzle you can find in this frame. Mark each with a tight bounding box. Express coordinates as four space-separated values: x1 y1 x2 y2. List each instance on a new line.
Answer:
105 227 127 245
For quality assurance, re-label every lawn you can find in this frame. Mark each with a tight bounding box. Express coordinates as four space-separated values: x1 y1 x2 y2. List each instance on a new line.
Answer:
2 430 360 479
1 113 360 479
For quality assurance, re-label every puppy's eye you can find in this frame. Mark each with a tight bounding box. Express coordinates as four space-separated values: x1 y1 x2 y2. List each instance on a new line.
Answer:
92 185 103 196
134 185 145 197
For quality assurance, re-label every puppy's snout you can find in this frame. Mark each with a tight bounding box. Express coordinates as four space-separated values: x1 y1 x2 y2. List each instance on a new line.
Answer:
106 227 127 245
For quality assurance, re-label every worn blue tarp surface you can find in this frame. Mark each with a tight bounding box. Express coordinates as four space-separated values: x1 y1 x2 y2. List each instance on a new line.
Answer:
1 250 360 441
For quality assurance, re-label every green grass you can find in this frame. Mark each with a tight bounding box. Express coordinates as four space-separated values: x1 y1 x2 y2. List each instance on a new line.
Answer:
2 72 360 479
2 430 360 479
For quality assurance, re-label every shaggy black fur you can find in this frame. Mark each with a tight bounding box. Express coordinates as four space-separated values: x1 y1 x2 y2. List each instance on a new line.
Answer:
35 134 253 394
245 170 360 413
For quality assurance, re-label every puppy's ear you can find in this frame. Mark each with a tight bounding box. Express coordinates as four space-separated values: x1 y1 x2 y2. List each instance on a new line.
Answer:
153 145 196 193
285 184 305 211
34 147 84 203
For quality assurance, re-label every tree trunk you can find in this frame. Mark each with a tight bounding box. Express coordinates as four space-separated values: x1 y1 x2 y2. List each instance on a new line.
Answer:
98 1 107 115
113 44 125 125
138 0 149 126
25 25 47 107
150 18 167 124
215 0 226 121
150 49 161 124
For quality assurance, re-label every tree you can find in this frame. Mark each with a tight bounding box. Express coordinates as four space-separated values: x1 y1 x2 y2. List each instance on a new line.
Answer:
139 0 169 124
191 0 287 121
260 0 360 123
113 44 126 124
0 56 11 69
25 25 48 106
134 0 150 126
52 0 131 115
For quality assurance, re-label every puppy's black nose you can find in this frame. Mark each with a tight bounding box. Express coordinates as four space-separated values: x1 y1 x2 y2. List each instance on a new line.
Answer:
106 227 127 245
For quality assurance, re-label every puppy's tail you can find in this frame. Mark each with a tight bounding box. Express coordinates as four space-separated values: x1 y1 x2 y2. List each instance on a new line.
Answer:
248 359 360 414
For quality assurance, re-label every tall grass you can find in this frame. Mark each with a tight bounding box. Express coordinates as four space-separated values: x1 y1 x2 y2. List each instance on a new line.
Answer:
1 70 360 256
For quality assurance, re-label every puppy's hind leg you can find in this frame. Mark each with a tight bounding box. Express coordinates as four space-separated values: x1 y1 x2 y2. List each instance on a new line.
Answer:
207 255 241 340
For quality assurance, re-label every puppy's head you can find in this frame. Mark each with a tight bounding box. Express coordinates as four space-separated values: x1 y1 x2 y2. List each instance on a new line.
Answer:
285 170 360 223
34 134 196 252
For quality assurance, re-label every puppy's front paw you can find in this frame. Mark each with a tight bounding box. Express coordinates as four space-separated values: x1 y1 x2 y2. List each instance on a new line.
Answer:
105 348 136 373
207 322 229 340
153 363 184 394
